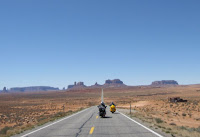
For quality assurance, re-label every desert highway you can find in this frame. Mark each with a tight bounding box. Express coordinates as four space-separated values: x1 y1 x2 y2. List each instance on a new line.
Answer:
14 107 163 137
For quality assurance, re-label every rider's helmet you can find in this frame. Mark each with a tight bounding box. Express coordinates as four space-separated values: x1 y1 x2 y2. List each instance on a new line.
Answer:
101 102 106 107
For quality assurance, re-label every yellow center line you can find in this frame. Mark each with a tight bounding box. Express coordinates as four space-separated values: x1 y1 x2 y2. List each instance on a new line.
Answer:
89 127 95 134
96 116 98 119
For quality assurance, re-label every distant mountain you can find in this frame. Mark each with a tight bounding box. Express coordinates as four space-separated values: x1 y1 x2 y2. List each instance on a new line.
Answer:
68 82 86 89
67 79 126 90
90 82 102 87
0 87 8 93
3 87 8 93
103 79 126 87
10 86 59 92
151 80 178 86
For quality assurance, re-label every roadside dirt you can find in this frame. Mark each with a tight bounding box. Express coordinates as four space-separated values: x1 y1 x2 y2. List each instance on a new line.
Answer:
0 85 200 137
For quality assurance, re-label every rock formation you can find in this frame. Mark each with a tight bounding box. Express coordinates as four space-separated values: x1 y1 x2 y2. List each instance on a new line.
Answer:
90 82 102 87
77 82 84 86
67 82 86 89
2 87 8 92
10 86 59 92
95 82 100 86
151 80 178 86
104 79 126 87
68 85 75 89
105 79 124 84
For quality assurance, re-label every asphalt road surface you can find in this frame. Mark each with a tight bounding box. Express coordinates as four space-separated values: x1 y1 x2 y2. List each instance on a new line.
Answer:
14 107 163 137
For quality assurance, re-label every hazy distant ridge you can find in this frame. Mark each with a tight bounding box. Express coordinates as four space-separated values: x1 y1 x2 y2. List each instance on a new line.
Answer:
10 86 59 92
151 80 178 86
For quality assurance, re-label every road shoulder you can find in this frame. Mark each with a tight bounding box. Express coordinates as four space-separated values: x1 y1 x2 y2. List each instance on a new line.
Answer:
118 108 171 137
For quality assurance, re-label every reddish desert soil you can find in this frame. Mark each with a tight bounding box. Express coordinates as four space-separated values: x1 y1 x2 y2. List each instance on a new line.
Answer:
0 85 200 137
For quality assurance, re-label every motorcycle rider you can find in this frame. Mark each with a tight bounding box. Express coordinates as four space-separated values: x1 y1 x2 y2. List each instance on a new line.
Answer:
109 102 116 106
98 102 107 117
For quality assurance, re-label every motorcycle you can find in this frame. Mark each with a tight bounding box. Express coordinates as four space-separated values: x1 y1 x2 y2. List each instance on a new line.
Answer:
109 102 116 113
98 102 107 118
110 105 116 113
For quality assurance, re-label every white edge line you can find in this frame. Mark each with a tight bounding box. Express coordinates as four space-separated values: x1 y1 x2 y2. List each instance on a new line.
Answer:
21 107 91 137
118 111 163 137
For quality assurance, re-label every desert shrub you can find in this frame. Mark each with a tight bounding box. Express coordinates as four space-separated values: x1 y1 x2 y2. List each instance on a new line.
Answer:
155 118 163 123
165 130 170 133
24 124 34 131
171 134 176 137
54 112 65 118
193 101 198 105
188 128 195 132
182 113 186 116
195 126 200 133
0 126 10 134
180 126 187 130
167 128 172 130
37 117 47 122
169 122 176 126
68 110 73 113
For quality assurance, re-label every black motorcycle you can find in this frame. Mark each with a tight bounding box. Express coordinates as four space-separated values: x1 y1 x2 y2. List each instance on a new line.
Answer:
98 102 107 118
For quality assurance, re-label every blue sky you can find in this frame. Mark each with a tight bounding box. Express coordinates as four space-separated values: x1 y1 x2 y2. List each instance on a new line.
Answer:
0 0 200 89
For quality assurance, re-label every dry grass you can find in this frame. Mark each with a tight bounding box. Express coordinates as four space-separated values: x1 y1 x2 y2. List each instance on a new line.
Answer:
113 85 200 137
0 85 200 137
0 89 101 137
